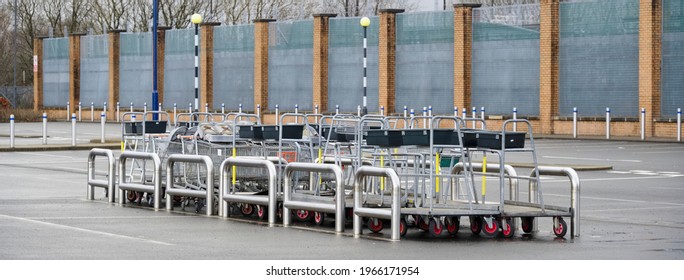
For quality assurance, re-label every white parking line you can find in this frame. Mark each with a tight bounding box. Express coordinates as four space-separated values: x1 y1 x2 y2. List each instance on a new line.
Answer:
583 205 684 213
0 214 174 246
544 193 684 206
542 156 641 163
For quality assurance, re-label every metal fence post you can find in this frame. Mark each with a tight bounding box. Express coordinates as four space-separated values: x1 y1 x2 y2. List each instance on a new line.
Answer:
605 107 610 140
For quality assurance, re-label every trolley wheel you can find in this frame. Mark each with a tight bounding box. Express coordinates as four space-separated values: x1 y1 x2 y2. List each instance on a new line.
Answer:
553 217 568 238
314 212 325 225
295 209 311 222
195 198 204 213
470 216 482 235
240 204 255 216
502 218 515 238
400 217 408 237
482 217 500 238
416 215 429 232
521 217 534 233
368 218 383 233
256 205 267 220
126 190 137 202
428 218 444 237
446 216 460 236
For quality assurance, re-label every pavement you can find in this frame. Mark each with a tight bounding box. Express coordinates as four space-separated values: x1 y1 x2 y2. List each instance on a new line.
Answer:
1 121 683 262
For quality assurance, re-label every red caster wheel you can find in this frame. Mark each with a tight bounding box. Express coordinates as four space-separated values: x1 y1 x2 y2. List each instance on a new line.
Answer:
314 212 325 225
416 215 429 232
368 218 383 233
127 190 138 202
428 218 444 237
553 217 567 238
482 217 500 238
502 218 515 238
521 217 534 233
470 216 482 235
295 209 311 222
446 216 460 236
400 217 408 237
256 205 267 220
240 204 254 216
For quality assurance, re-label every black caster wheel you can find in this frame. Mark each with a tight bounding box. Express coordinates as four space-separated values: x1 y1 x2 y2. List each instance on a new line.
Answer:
470 216 482 235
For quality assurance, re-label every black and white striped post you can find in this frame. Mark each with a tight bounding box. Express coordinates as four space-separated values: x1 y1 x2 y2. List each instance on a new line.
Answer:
191 13 202 117
360 17 370 116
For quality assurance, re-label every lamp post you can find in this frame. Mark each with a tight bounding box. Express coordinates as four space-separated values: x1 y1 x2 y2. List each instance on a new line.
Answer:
360 17 370 116
152 0 159 120
191 13 203 117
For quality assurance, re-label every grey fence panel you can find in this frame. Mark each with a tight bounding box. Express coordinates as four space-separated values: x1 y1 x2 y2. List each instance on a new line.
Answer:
119 32 153 107
213 24 254 111
662 0 684 118
43 38 69 107
163 29 195 109
328 16 379 113
472 5 540 116
79 35 109 106
396 11 454 115
268 20 313 111
559 0 639 117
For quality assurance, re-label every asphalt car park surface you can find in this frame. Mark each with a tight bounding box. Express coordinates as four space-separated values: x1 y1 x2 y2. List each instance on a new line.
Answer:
0 136 683 260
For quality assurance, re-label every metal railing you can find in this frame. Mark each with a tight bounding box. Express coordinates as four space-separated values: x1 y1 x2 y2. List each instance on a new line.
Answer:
529 166 581 238
282 162 345 233
118 151 162 209
353 166 402 241
164 154 214 216
451 162 519 202
87 148 116 203
219 157 278 225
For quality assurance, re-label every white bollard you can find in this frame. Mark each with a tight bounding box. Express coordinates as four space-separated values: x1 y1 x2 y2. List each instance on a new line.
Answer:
205 103 209 113
606 107 611 140
257 104 261 117
158 103 162 111
116 102 120 122
471 107 477 128
315 105 319 115
275 104 280 125
480 106 485 129
357 105 361 117
422 107 427 128
104 102 108 119
42 113 48 145
66 102 70 121
513 107 518 132
462 108 467 123
640 108 646 141
9 114 15 148
404 106 408 118
173 103 177 121
100 111 106 143
189 103 192 113
143 102 147 113
295 104 299 122
71 113 77 146
678 108 681 142
130 102 134 113
78 102 82 121
221 103 225 114
428 105 433 117
380 106 385 116
410 109 415 122
90 102 94 122
335 104 340 115
572 107 577 138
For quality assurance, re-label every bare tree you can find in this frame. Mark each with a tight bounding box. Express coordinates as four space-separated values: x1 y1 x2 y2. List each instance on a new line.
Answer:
92 0 130 32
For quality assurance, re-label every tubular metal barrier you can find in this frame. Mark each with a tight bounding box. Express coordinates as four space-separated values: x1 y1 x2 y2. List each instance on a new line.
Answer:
165 154 215 216
282 162 345 233
87 148 116 203
353 166 402 241
118 151 162 209
219 157 278 225
451 162 519 201
529 166 581 238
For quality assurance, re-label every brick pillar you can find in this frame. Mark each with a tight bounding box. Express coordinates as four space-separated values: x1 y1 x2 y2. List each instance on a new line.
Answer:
33 37 46 112
639 0 662 137
539 0 560 135
254 19 276 115
453 4 480 115
200 23 221 112
378 9 404 115
156 26 170 107
107 30 125 119
69 33 85 114
313 14 336 113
